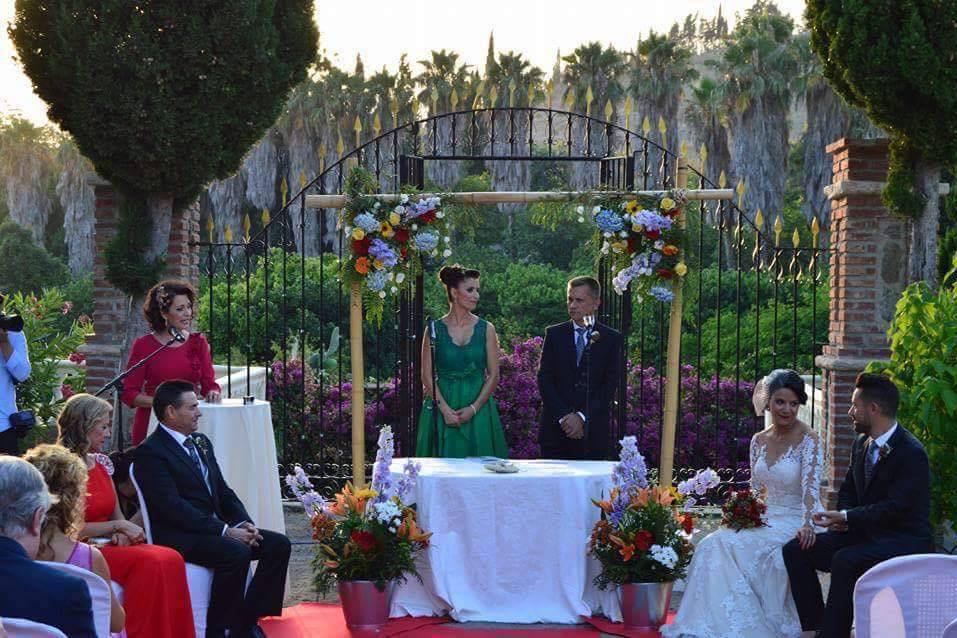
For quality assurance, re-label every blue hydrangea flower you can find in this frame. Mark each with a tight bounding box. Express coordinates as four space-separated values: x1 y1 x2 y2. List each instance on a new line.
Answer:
368 239 397 268
354 212 380 233
365 269 387 292
415 231 439 252
595 209 625 233
649 286 675 303
632 210 673 232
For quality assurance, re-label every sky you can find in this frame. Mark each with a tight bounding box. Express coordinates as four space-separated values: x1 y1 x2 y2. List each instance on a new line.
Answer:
0 0 806 126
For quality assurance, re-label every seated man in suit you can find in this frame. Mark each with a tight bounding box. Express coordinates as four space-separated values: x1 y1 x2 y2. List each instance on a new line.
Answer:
135 380 291 638
537 276 622 460
0 456 96 637
783 373 934 638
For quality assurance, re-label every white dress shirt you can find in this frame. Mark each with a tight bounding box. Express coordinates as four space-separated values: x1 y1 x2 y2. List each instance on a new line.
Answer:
0 330 31 433
159 423 232 536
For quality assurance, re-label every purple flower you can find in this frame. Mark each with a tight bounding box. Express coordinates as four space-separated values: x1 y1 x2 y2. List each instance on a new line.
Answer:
368 239 398 268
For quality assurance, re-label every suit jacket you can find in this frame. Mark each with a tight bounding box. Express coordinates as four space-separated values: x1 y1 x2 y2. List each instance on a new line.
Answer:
135 427 252 552
0 535 96 638
537 320 622 453
836 425 933 545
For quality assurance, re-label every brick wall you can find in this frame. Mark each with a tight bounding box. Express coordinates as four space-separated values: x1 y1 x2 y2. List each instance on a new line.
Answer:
818 139 907 505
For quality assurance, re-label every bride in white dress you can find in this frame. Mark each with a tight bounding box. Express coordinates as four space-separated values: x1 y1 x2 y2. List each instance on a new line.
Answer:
661 369 824 638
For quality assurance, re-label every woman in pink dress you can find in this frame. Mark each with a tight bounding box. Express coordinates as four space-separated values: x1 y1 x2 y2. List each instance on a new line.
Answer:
122 280 221 445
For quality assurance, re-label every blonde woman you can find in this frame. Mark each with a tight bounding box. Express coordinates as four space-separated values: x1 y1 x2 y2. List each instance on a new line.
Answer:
57 394 195 638
24 444 126 634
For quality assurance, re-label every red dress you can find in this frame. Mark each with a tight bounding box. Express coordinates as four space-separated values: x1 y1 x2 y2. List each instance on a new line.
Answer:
86 460 196 638
121 332 220 445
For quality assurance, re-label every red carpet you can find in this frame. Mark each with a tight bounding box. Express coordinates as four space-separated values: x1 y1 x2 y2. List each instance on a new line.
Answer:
259 603 449 637
261 604 675 637
581 613 676 637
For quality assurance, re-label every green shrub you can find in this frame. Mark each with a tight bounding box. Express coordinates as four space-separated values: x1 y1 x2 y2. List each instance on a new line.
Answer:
0 220 70 294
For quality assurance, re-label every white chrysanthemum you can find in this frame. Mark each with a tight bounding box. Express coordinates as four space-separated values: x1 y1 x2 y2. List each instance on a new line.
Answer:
371 500 402 526
649 544 679 570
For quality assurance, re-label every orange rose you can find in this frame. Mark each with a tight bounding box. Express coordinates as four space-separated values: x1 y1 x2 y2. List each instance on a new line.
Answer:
662 244 679 256
355 257 371 274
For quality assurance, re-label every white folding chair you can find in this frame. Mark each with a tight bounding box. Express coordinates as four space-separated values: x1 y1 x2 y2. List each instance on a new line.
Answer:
853 554 957 638
129 464 214 638
36 561 111 638
1 617 68 638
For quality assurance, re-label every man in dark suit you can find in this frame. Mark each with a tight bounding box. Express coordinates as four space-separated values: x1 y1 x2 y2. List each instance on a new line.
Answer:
538 276 622 460
783 373 933 638
135 380 291 638
0 456 96 637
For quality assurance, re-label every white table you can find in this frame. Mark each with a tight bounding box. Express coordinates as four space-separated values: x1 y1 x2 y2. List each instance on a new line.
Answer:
388 458 620 623
147 399 285 535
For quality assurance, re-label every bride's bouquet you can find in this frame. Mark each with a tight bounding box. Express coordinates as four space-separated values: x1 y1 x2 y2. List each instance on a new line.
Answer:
285 426 431 594
721 488 769 532
589 437 708 587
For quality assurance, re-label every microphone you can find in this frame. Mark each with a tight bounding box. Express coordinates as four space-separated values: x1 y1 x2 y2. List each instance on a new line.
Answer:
427 316 436 341
169 326 186 343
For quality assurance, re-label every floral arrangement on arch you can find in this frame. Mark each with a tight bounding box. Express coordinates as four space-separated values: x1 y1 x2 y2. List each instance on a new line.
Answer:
341 167 451 321
589 436 718 587
581 191 687 303
285 426 431 594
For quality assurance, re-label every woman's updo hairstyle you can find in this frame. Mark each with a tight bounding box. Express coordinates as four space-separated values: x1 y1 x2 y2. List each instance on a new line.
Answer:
438 264 481 303
143 279 196 332
751 368 808 415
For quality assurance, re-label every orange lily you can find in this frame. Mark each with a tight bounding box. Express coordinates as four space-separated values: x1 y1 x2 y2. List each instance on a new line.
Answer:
610 534 636 562
397 513 433 545
323 560 339 569
630 488 650 508
592 488 618 514
654 486 677 507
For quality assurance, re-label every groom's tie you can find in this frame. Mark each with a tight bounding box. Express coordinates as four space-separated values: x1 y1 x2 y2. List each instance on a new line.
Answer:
575 326 587 365
184 437 211 492
864 439 878 485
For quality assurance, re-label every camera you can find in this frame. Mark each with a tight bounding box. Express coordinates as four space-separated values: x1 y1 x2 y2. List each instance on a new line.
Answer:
0 312 24 332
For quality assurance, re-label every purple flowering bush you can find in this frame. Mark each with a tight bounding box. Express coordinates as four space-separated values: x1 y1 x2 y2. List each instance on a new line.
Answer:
269 338 759 470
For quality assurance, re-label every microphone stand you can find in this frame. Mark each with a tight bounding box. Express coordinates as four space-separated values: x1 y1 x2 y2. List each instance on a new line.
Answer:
96 333 182 450
582 315 596 453
426 317 440 457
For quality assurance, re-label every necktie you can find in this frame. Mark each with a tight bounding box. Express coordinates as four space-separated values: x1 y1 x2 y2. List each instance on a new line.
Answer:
575 327 587 365
864 440 878 484
184 437 210 489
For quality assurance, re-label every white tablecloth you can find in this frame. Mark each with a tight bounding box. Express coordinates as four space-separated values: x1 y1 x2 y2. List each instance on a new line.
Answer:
147 399 285 535
388 458 621 623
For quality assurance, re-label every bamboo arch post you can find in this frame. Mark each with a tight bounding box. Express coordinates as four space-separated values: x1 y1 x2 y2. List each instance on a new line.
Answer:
658 156 689 488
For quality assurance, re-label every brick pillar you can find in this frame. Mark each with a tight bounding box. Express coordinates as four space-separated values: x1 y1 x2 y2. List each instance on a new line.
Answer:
817 139 908 505
84 178 127 394
83 177 201 438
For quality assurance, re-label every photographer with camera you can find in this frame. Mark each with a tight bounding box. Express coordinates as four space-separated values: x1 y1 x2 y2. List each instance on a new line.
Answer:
1 298 31 456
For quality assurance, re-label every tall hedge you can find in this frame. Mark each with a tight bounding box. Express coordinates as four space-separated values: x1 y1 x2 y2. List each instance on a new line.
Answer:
9 0 318 200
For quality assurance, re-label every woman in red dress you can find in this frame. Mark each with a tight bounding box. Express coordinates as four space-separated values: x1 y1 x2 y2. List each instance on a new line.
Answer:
122 280 221 445
57 394 196 638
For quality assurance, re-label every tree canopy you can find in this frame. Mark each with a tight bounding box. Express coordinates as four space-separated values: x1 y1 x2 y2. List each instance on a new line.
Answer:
10 0 318 200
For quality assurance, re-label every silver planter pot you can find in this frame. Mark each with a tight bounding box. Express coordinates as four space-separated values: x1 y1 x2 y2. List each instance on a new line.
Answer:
619 581 673 629
337 580 396 627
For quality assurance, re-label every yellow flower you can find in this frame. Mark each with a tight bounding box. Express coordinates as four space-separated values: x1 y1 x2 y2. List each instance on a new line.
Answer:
625 200 640 214
373 259 384 269
611 241 627 254
352 228 366 241
660 197 676 212
380 221 395 238
675 262 688 277
389 211 401 226
631 223 644 233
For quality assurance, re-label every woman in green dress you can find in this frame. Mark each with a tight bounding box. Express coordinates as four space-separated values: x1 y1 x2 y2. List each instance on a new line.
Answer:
415 264 509 458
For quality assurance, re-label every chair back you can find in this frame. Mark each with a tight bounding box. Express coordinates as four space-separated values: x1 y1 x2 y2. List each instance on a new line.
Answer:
128 464 154 544
1 617 68 638
36 561 112 638
854 554 957 638
943 617 957 638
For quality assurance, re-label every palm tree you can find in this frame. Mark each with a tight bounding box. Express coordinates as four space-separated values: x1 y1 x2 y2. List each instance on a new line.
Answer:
0 115 57 246
561 43 626 187
55 137 95 273
685 76 731 188
415 50 472 188
710 1 798 233
484 51 546 235
627 31 698 185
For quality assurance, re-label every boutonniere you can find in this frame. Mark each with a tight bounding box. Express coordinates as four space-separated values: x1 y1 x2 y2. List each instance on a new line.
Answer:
878 444 892 462
589 330 601 345
191 434 210 456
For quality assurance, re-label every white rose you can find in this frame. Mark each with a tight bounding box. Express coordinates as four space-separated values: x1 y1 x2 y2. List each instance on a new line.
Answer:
443 249 452 257
444 236 450 243
576 205 584 214
593 206 601 214
412 224 418 230
379 291 387 298
396 272 406 284
577 216 585 223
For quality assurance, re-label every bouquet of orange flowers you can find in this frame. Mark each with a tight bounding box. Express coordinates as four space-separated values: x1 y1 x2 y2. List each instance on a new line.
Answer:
589 437 695 587
721 489 769 532
286 426 431 594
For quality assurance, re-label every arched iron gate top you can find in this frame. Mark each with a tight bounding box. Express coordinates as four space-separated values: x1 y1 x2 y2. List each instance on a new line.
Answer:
226 106 771 248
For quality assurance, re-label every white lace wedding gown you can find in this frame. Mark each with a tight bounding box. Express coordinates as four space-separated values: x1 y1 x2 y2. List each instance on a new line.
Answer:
661 431 823 638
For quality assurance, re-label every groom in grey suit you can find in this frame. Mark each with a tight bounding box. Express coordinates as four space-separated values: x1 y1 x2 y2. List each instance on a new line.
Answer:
783 373 933 638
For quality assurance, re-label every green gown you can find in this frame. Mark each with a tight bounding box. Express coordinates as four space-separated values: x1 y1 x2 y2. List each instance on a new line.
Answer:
415 318 509 458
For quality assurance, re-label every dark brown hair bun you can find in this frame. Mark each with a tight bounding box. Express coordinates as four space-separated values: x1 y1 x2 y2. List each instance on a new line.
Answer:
439 264 480 302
